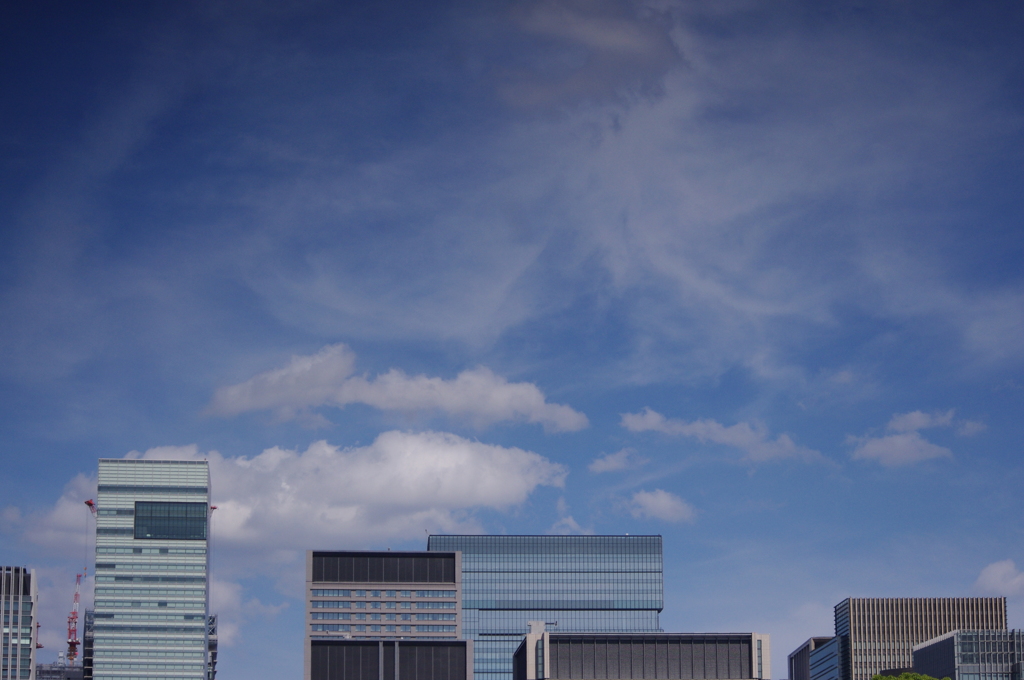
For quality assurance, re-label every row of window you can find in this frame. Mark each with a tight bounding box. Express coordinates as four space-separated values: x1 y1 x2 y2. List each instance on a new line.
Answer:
95 564 205 571
93 613 205 621
96 576 206 583
94 662 206 670
310 624 457 633
310 613 457 621
97 547 206 554
95 601 203 609
309 601 456 609
93 650 205 658
309 589 456 598
0 604 30 613
95 588 205 597
93 638 205 647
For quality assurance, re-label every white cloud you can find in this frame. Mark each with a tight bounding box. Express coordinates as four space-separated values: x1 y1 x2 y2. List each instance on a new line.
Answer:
849 408 980 466
208 344 588 432
849 431 952 467
974 560 1024 597
886 409 955 433
628 489 696 523
548 498 592 535
958 420 987 436
18 433 566 645
588 448 647 473
209 578 288 647
116 434 567 556
621 407 820 462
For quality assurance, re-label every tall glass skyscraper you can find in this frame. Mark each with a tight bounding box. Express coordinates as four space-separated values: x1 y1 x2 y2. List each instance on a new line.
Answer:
427 535 663 680
92 459 213 680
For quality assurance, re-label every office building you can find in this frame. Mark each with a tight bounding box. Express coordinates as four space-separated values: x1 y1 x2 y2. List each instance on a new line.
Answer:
35 664 84 680
2 566 37 680
309 639 472 680
427 535 664 680
913 629 1024 680
828 598 1006 680
514 623 770 680
789 638 833 680
305 551 466 680
92 458 215 680
807 637 844 680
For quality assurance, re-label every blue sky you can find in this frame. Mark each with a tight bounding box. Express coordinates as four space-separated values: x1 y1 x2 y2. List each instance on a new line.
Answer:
2 1 1024 677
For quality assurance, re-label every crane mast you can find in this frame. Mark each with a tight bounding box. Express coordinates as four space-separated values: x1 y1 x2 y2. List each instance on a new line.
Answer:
67 572 82 663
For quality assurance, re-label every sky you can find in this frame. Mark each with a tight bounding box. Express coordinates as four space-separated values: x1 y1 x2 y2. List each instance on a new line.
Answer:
2 0 1024 678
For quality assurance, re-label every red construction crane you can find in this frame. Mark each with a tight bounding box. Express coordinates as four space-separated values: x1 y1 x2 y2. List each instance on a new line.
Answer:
68 499 97 664
67 572 82 663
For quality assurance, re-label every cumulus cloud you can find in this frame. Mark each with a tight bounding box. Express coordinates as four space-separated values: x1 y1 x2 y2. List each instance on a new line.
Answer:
588 448 647 472
628 489 695 523
849 408 977 466
207 344 588 432
548 497 592 535
974 560 1024 597
134 434 566 555
849 432 952 467
621 408 819 462
18 433 566 645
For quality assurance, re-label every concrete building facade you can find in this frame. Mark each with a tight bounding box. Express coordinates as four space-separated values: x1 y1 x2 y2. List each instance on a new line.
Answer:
305 551 465 680
309 639 473 680
2 566 37 680
835 598 1007 680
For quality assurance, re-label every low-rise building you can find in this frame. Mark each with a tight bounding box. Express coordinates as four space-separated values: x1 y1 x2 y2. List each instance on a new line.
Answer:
913 629 1024 680
513 622 770 680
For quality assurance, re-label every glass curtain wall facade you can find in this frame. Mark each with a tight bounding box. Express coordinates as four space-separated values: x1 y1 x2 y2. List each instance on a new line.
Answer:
914 630 1024 680
427 536 663 680
2 566 37 680
835 598 1007 680
93 459 211 680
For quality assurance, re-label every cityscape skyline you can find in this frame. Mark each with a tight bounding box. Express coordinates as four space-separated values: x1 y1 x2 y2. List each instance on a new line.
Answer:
3 2 1024 680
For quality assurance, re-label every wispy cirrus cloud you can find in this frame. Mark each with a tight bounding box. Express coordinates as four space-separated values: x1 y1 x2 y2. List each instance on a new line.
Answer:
621 408 819 462
207 344 588 432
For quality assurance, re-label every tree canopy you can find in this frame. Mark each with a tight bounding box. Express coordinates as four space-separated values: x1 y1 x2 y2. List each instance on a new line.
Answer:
872 673 950 680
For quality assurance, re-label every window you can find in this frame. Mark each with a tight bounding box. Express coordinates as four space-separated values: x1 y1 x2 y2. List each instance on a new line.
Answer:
386 602 396 609
134 502 207 540
401 602 411 609
370 591 381 597
385 591 396 597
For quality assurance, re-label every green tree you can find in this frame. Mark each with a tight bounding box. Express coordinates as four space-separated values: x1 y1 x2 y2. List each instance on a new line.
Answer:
872 673 950 680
